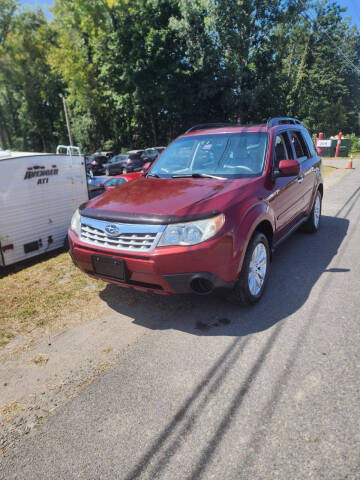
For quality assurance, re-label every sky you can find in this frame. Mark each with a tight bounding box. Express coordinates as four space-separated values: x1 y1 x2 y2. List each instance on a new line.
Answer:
18 0 360 25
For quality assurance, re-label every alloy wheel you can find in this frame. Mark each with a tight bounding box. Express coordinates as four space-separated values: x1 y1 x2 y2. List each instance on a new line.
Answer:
248 243 268 296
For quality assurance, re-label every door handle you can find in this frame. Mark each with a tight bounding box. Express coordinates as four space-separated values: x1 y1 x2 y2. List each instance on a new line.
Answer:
297 176 304 183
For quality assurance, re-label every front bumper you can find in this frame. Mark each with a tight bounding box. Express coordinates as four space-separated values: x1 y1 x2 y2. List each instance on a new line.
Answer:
68 228 237 295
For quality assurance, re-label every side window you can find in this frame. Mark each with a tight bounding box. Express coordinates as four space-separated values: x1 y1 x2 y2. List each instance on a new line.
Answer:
274 134 289 169
290 131 309 162
302 129 316 157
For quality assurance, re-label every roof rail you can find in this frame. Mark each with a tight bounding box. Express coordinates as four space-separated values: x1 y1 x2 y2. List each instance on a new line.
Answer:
267 117 302 127
185 123 241 134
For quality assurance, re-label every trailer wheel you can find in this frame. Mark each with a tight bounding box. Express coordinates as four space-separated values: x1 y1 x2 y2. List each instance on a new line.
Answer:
63 234 69 251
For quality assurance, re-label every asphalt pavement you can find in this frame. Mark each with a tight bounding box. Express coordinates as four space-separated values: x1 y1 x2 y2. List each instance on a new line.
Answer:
1 162 360 480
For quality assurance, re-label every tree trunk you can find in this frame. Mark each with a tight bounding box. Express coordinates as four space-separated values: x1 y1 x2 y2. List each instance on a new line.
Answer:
150 114 157 145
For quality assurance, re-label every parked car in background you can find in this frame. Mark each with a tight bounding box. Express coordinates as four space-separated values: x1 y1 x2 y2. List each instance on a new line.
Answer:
69 118 323 304
86 174 107 199
103 172 143 191
86 154 109 176
141 147 165 162
87 174 107 191
104 151 146 175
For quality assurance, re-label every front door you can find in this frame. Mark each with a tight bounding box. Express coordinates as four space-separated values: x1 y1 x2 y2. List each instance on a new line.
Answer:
268 132 304 243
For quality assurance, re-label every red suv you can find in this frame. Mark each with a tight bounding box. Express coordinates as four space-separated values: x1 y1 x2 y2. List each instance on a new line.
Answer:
69 118 323 305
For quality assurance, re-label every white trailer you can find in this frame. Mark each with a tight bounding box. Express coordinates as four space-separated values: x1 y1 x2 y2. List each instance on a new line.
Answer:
0 146 88 266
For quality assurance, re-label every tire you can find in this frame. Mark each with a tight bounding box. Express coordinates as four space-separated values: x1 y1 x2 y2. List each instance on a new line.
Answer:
227 232 270 306
122 168 127 174
105 168 110 176
63 234 69 251
301 190 322 233
89 169 94 177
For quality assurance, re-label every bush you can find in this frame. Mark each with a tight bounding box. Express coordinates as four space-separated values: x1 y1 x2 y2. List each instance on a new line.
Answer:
349 136 360 153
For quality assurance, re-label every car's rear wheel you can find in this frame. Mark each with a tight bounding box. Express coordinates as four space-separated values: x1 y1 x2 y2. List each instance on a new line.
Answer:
301 190 322 233
105 168 110 176
89 169 94 177
122 168 127 174
227 232 270 305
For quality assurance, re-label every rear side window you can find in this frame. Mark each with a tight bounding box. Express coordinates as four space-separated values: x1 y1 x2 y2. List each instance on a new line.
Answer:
290 131 309 162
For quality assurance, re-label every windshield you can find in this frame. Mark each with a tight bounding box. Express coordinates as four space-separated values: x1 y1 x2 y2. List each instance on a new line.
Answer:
149 133 268 178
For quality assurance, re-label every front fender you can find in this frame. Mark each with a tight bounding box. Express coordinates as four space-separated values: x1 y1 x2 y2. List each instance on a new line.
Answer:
232 201 275 276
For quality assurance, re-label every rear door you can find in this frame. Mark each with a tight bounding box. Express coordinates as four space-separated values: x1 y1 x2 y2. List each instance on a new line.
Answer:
289 129 317 214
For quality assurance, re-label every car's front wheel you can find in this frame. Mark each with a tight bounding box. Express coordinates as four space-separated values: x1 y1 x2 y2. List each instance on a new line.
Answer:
301 190 322 233
228 232 270 305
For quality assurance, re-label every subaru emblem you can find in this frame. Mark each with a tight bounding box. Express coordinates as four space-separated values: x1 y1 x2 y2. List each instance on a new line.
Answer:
105 224 120 237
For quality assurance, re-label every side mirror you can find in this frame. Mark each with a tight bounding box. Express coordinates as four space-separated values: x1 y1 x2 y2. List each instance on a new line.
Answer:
277 159 300 177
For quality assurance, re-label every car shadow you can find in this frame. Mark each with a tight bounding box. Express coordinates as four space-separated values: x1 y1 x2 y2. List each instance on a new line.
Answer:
99 215 349 336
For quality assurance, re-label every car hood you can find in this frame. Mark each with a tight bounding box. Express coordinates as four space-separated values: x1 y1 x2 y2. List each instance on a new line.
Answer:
80 176 256 224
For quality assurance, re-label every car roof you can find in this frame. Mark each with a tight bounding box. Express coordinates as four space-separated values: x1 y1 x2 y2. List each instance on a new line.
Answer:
182 125 268 137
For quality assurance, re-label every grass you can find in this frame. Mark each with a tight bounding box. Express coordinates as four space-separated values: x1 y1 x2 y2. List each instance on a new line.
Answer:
31 353 50 365
0 251 103 348
322 165 339 177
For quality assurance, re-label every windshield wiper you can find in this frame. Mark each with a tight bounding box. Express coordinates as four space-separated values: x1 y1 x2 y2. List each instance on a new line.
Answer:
171 173 225 180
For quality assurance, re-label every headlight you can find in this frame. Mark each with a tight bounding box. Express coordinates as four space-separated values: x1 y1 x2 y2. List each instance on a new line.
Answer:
158 213 225 247
70 208 81 236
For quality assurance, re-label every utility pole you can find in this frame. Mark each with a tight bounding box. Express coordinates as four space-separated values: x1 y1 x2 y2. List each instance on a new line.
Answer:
59 93 73 147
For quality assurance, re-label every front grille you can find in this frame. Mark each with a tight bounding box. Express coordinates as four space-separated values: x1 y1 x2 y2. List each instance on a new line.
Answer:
80 216 164 252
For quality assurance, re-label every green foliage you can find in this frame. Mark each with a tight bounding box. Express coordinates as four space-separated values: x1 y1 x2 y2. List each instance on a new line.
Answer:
0 0 359 153
0 1 67 151
347 135 360 153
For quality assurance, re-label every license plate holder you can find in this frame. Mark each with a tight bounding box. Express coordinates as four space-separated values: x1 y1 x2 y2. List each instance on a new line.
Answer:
92 255 127 282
